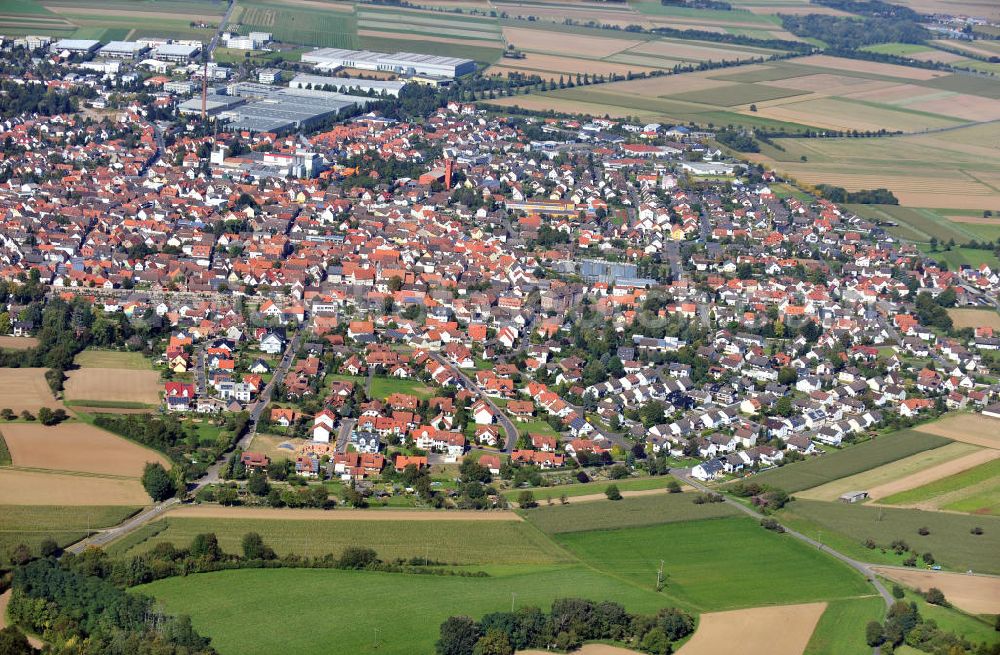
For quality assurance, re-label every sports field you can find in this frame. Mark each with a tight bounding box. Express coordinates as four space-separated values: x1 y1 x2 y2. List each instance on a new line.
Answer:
139 566 670 655
555 516 872 610
748 430 951 493
777 499 1000 574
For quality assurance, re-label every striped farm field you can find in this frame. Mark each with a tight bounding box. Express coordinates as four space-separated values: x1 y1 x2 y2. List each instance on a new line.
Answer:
914 413 1000 449
880 457 1000 513
795 442 987 502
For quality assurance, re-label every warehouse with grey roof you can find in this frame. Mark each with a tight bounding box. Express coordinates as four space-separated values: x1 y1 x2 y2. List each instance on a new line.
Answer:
301 47 474 77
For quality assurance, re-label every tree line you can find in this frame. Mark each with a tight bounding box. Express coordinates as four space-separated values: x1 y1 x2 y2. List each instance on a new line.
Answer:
436 598 695 655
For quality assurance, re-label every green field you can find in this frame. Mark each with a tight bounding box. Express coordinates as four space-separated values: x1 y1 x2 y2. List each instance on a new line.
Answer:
803 596 887 655
504 476 676 501
556 517 874 610
848 205 997 246
749 431 950 493
778 499 1000 574
943 484 1000 516
73 349 152 370
881 458 1000 509
237 1 360 49
138 565 669 655
119 515 569 565
522 492 740 534
368 376 436 400
0 504 139 555
861 42 934 56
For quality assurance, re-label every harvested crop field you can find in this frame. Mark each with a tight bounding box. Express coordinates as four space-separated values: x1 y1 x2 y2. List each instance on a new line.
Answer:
1 423 168 477
0 469 149 505
677 603 826 655
357 30 495 49
64 368 161 406
793 55 947 80
487 94 659 120
948 308 1000 329
166 505 520 521
487 52 659 76
0 336 38 350
502 26 638 57
628 38 771 62
0 368 62 412
915 413 1000 449
795 442 986 501
873 567 1000 615
749 96 964 132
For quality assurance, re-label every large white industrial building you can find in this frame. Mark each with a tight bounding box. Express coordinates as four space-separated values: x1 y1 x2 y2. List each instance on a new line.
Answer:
288 73 406 97
301 47 474 78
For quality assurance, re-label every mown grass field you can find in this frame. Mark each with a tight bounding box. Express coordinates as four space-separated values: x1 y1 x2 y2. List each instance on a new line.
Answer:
503 475 676 501
555 516 874 611
803 596 887 655
778 499 1000 574
522 492 739 534
138 565 669 655
0 504 139 555
880 457 1000 510
119 516 569 565
368 376 436 400
749 430 951 493
73 349 152 370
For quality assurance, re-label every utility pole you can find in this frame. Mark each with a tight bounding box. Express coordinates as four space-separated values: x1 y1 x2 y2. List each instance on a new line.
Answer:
656 559 665 591
511 592 516 612
373 627 379 649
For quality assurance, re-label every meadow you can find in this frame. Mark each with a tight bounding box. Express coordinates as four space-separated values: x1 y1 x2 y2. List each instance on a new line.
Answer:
368 376 435 400
748 430 950 493
522 492 739 534
119 514 569 565
777 499 1000 574
0 504 138 556
555 516 873 610
73 349 152 370
503 475 677 501
139 566 670 655
803 596 887 655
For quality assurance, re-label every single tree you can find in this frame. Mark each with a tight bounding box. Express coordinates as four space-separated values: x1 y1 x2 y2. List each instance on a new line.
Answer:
141 462 175 502
517 490 536 509
605 484 622 501
865 621 884 647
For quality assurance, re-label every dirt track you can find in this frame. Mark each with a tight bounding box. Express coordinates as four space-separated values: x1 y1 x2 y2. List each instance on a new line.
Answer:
866 449 1000 500
676 603 827 655
873 567 1000 615
165 506 522 521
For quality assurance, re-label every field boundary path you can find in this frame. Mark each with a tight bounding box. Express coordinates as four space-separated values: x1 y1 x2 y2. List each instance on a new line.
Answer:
672 469 894 610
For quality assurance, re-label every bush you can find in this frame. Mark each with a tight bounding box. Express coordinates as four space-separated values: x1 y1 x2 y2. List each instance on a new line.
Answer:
971 526 983 535
892 584 905 599
865 621 885 647
917 526 930 536
608 464 629 480
605 485 622 501
924 587 947 606
665 480 682 493
338 546 378 569
517 490 537 509
760 518 785 533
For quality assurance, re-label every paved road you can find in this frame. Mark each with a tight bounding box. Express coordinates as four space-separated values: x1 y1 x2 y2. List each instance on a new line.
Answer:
207 0 236 56
673 469 894 609
430 353 518 452
194 346 207 396
335 418 356 454
65 325 305 553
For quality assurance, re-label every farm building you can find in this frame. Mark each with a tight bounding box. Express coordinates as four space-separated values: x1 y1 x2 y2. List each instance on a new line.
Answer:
302 47 475 78
839 491 869 503
289 73 406 97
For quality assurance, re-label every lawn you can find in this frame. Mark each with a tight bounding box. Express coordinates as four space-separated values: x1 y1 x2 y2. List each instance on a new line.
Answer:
119 516 570 566
556 517 874 611
368 376 436 400
803 596 886 655
514 418 561 438
880 457 1000 507
0 504 139 555
73 349 152 370
748 430 951 493
137 565 670 655
522 492 739 534
777 499 1000 574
